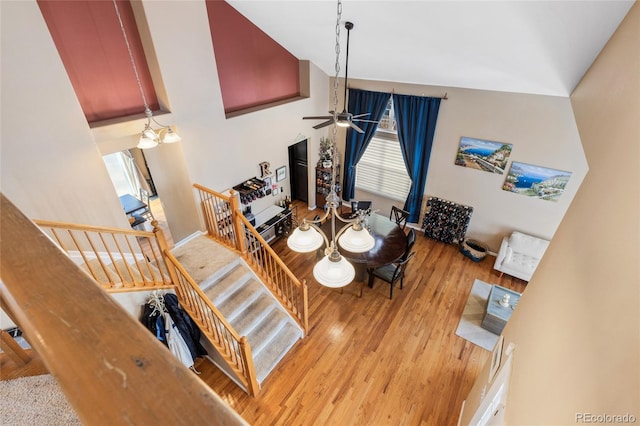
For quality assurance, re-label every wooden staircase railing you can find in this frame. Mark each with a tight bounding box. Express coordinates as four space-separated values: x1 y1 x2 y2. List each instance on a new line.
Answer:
164 251 259 396
0 193 247 425
33 220 174 291
194 183 309 333
32 209 261 395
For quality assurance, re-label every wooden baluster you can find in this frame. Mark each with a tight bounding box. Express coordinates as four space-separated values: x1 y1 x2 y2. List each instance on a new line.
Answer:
229 190 245 253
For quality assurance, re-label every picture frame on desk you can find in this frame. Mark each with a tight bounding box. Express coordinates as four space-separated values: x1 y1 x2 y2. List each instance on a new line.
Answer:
263 177 272 195
276 166 287 182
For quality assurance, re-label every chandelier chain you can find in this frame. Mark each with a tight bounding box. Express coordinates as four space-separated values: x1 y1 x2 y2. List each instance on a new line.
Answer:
331 0 342 187
112 0 149 112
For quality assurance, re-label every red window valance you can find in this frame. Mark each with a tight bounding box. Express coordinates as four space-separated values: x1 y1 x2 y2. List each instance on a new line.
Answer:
38 0 159 123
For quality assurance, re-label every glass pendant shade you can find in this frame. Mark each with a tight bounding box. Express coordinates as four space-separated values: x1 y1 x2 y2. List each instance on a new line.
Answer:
313 254 355 288
338 226 375 253
162 128 182 144
336 119 350 128
137 129 159 149
287 226 324 253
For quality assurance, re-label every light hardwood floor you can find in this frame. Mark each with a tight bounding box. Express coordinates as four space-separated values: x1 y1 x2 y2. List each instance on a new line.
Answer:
195 200 526 425
1 200 524 423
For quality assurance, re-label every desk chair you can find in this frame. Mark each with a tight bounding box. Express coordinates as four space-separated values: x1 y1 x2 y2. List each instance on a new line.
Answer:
390 206 410 230
367 252 416 299
139 188 154 221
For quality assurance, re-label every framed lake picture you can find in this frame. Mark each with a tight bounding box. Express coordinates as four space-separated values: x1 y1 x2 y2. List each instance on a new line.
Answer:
455 136 513 174
502 162 572 202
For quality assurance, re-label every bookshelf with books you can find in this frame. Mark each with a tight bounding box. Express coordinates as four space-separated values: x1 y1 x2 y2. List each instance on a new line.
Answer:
316 164 340 209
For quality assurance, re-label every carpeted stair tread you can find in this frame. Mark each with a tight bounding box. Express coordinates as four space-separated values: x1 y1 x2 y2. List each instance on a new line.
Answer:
246 309 291 358
80 259 122 286
217 279 264 320
80 258 165 287
204 263 253 304
254 322 302 383
112 259 166 285
228 294 277 337
170 235 239 285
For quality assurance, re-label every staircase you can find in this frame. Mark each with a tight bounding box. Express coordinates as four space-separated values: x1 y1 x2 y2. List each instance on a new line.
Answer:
30 184 308 396
171 235 303 387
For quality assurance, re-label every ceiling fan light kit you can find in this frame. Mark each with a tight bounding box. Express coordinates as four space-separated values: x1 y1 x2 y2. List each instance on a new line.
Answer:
302 15 375 134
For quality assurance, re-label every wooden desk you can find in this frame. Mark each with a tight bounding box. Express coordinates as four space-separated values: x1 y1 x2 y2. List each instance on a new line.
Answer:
320 213 408 280
119 194 148 227
119 194 147 216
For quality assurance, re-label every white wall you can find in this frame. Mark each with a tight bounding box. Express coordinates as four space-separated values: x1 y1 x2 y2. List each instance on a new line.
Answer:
0 0 329 242
339 78 587 250
2 0 582 252
462 3 639 423
0 1 131 230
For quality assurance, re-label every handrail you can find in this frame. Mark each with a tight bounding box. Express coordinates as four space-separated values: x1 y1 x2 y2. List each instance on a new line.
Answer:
237 214 309 332
194 183 238 249
33 219 174 291
0 193 247 425
163 250 260 396
194 184 308 333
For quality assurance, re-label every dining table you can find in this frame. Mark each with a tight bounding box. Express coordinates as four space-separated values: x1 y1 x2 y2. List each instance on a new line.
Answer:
320 212 408 282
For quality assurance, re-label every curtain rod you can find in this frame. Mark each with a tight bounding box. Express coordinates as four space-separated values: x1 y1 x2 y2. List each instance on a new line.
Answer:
390 88 448 100
345 85 448 100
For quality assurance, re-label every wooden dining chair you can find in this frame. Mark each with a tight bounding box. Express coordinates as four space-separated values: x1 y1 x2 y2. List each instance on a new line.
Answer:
138 188 154 221
367 251 416 299
401 229 416 261
390 206 410 230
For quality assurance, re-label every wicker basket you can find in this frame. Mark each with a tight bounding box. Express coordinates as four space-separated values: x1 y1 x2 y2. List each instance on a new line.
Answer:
459 238 488 262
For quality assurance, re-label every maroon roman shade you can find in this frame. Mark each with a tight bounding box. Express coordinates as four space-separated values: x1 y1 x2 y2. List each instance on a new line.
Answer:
37 0 159 123
206 0 301 114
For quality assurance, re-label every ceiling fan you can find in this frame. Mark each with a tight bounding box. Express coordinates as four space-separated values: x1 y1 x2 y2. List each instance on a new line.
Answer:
303 21 377 134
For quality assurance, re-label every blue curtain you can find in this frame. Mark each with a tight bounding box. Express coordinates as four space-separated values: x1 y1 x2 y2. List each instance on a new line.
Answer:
341 89 390 201
393 94 441 223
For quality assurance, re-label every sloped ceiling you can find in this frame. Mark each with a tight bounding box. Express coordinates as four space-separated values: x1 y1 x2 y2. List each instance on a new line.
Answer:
227 0 634 97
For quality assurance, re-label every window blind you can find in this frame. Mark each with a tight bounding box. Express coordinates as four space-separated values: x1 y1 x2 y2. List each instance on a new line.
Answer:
356 133 411 201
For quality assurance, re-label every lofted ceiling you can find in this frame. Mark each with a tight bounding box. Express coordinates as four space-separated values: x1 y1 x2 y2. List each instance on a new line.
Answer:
227 0 634 97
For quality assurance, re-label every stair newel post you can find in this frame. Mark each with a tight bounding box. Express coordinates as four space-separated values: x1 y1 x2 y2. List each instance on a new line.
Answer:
153 221 180 287
239 336 259 396
229 190 246 254
302 279 309 333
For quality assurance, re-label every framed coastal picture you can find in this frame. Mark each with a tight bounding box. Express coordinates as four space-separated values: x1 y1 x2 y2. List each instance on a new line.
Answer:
276 166 287 182
454 136 513 174
502 161 572 202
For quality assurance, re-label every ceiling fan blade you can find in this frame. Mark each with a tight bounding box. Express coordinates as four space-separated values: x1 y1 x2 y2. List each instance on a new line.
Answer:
348 121 364 134
352 112 371 119
303 115 333 120
354 119 380 124
313 119 335 130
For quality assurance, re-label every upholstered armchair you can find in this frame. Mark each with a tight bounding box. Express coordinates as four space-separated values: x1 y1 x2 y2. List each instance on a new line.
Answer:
493 231 550 282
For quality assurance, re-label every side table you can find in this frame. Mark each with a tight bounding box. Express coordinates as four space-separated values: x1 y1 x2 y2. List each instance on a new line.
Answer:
481 285 522 335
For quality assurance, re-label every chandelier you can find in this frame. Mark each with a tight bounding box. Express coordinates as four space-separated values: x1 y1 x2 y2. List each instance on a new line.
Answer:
112 0 181 149
287 0 375 288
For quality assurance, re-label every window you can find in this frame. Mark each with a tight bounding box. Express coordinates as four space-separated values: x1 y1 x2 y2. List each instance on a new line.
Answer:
355 99 411 201
37 0 159 123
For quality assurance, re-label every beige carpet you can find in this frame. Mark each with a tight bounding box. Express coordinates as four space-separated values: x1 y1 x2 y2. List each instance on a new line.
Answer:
455 279 499 351
0 374 80 425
